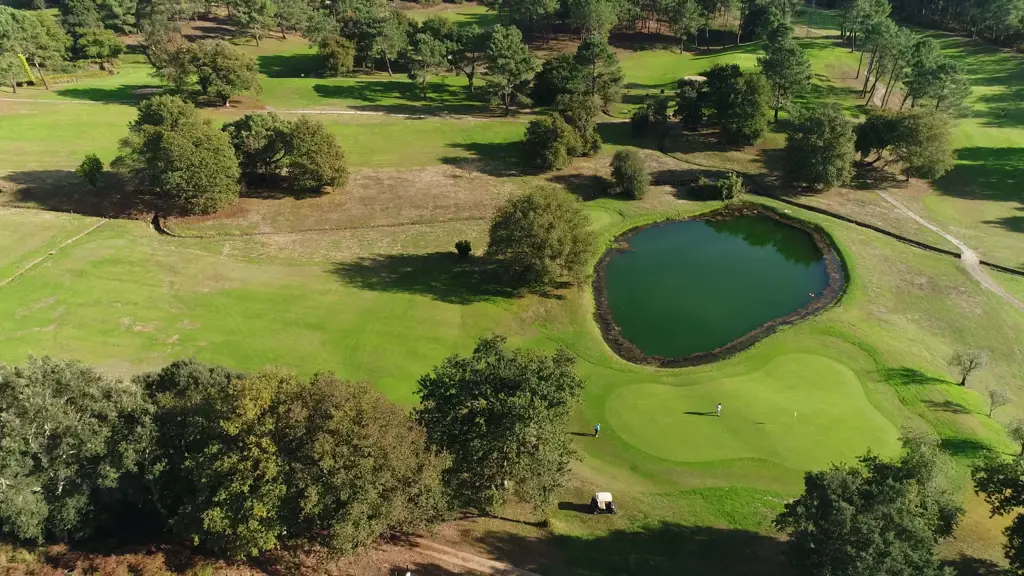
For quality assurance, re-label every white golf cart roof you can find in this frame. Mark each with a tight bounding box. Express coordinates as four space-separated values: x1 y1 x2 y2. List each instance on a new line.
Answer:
595 492 613 503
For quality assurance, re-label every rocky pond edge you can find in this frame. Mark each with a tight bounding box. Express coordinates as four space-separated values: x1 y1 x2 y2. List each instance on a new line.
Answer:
591 202 849 369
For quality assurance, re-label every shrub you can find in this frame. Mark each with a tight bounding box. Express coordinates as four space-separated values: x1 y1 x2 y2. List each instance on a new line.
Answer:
530 53 586 107
76 153 103 188
221 112 292 185
609 149 648 200
319 35 356 77
455 239 472 258
523 116 580 172
716 171 744 200
631 97 670 139
285 116 349 192
553 93 601 156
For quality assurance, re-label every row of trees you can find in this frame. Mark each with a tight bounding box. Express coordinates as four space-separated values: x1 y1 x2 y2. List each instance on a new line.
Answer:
79 95 347 216
0 338 585 558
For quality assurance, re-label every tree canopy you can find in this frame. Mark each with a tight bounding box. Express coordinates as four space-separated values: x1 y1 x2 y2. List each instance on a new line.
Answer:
758 25 812 121
784 105 856 191
158 39 261 106
486 187 596 288
484 24 537 113
415 334 585 513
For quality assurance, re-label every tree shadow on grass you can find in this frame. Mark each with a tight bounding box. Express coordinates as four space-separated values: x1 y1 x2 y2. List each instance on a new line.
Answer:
477 521 788 576
257 53 323 79
934 147 1024 204
942 554 1009 576
440 141 525 178
311 81 490 116
2 170 134 217
984 206 1024 238
556 501 592 514
882 366 951 386
850 162 905 191
547 173 609 200
650 167 728 200
330 253 519 305
939 436 994 460
54 84 162 103
921 399 971 414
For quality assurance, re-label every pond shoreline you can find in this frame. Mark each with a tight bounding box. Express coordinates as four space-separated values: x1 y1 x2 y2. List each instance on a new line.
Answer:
592 202 848 368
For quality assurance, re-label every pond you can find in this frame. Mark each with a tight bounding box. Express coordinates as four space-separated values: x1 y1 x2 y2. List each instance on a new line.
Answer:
596 210 841 365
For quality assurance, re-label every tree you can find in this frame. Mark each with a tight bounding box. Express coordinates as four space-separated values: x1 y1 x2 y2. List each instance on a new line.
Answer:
486 187 595 287
484 24 537 114
111 95 240 216
373 9 410 76
0 357 152 542
783 105 856 190
776 431 963 576
854 109 902 162
286 116 348 192
450 25 486 93
720 72 771 145
273 0 311 39
890 110 955 180
610 149 648 199
949 350 985 386
158 39 261 106
631 97 670 142
902 36 940 108
1010 420 1024 455
929 59 971 113
0 6 71 89
273 373 450 555
231 0 275 46
522 115 579 171
415 334 585 512
58 0 102 45
973 453 1024 571
0 52 21 93
674 77 708 130
666 0 701 50
407 32 448 99
221 112 292 184
740 0 782 42
568 0 617 39
318 34 356 76
988 389 1013 417
530 53 586 107
76 153 103 187
574 36 622 106
554 93 602 156
77 27 124 69
758 27 812 121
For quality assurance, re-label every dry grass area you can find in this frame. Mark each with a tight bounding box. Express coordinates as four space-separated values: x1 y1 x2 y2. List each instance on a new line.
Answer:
169 165 522 237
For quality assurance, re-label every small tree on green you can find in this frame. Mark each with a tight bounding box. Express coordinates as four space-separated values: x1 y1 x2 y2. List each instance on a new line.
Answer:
407 33 448 99
450 25 487 93
76 153 104 188
758 28 812 121
415 334 585 513
988 388 1012 417
973 453 1024 570
487 187 595 288
484 25 538 114
610 149 648 200
574 36 623 106
286 116 349 192
674 77 708 130
522 115 580 172
783 105 856 191
776 431 963 576
158 39 261 106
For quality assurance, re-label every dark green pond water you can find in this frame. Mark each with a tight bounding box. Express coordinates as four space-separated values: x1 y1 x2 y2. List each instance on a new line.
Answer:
602 214 830 358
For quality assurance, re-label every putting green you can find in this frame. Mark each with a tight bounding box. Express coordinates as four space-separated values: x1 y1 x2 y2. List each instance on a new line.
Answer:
607 353 901 470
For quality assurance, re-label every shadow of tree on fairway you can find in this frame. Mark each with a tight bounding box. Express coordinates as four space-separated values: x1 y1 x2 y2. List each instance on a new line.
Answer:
882 367 951 386
440 141 525 178
650 167 729 200
942 554 1009 576
330 253 518 304
921 399 971 414
312 81 490 116
557 501 592 514
939 436 994 459
55 85 163 103
548 173 609 200
477 521 788 576
257 53 323 78
3 170 134 217
934 147 1024 204
984 206 1024 238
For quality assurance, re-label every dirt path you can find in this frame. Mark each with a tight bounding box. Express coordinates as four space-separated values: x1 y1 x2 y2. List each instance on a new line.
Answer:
0 219 106 288
410 538 542 576
877 190 1024 311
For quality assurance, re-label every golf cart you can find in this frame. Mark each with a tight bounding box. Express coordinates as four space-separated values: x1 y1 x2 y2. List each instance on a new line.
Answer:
590 492 617 515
